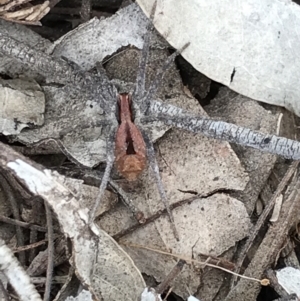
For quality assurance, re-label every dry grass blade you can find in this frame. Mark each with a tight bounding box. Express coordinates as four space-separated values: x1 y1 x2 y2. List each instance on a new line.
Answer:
0 0 51 25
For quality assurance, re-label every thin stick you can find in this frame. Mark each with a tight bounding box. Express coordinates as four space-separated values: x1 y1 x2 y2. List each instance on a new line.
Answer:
0 279 9 301
44 201 54 301
29 199 43 263
0 238 42 301
80 0 91 22
235 160 299 276
122 243 267 285
224 170 300 301
13 236 60 253
0 173 25 266
0 215 47 232
156 259 186 294
113 194 206 240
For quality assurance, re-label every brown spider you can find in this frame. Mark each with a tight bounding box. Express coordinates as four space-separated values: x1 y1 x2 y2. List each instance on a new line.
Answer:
87 2 189 239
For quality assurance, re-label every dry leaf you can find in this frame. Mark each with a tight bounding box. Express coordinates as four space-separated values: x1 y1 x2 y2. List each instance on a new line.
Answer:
0 78 45 135
6 158 146 301
137 0 300 117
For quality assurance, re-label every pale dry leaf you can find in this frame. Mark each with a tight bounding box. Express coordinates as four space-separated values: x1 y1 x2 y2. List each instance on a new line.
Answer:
50 4 149 70
0 238 42 301
140 287 162 301
25 1 50 22
117 194 250 299
6 159 146 301
17 84 108 166
65 289 93 301
276 267 300 297
137 0 300 116
0 78 45 135
0 0 50 23
269 194 283 222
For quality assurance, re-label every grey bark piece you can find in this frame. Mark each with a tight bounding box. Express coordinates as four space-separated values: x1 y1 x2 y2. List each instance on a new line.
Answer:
0 19 51 79
137 0 300 117
205 87 278 214
0 78 45 135
17 85 108 166
50 4 148 71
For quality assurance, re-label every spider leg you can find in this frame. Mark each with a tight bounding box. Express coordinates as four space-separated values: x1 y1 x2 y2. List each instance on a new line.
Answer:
89 128 117 223
108 180 145 223
144 42 190 106
0 33 116 116
143 109 300 161
142 131 179 241
58 119 111 137
95 62 117 99
133 1 157 103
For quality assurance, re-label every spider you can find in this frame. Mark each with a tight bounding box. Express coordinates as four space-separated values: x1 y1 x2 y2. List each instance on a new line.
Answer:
1 1 300 240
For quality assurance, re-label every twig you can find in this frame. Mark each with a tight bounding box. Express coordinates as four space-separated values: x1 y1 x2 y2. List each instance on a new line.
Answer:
0 238 42 301
80 0 91 22
13 236 60 253
0 279 9 301
144 108 300 160
43 201 54 301
156 260 186 294
29 199 44 262
224 168 300 301
0 32 117 115
31 275 68 284
0 215 47 232
113 194 206 240
0 173 25 266
234 160 299 277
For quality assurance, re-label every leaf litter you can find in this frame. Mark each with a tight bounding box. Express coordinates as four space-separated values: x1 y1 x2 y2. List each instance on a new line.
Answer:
0 2 297 301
